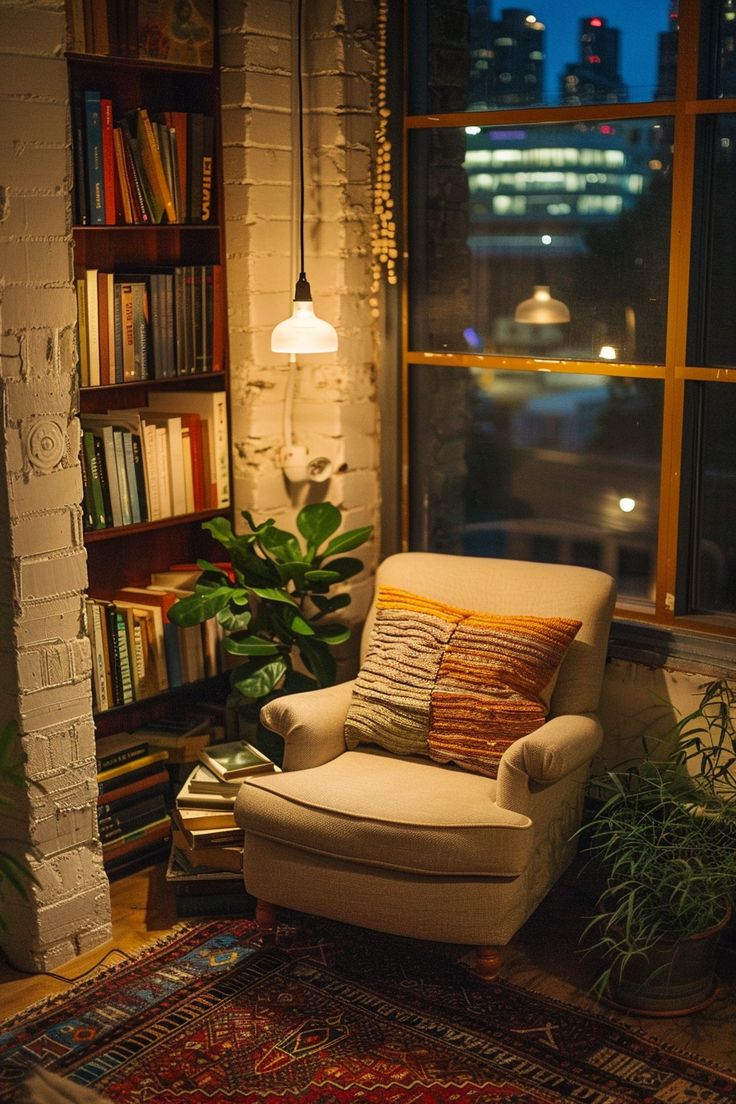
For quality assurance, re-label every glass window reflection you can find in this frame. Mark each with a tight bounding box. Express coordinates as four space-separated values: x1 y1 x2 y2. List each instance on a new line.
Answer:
409 120 672 362
408 1 678 115
410 365 662 604
684 383 736 614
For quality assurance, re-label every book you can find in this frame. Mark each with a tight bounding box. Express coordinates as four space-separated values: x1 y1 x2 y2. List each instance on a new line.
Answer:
99 793 169 842
97 765 170 806
176 765 239 808
136 107 176 224
81 430 107 529
166 842 242 882
76 276 90 386
171 826 243 873
174 803 237 832
95 731 148 772
84 91 105 225
146 389 229 508
101 98 116 225
131 715 212 763
198 740 275 782
101 816 171 864
82 269 101 386
96 749 169 787
172 811 244 850
184 761 243 797
86 598 110 710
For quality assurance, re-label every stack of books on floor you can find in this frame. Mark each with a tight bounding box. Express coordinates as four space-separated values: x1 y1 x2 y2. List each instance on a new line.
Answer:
168 740 278 917
95 732 171 880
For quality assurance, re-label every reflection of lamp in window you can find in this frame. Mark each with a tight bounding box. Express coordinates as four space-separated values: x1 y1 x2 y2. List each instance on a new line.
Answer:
514 285 570 324
271 0 338 355
598 344 617 360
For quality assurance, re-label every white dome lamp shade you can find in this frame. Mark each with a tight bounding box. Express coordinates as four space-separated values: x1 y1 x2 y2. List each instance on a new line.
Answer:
271 0 337 355
514 285 570 325
271 274 338 354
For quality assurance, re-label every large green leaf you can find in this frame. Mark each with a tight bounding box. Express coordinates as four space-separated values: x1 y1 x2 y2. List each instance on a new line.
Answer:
223 634 281 656
195 560 232 584
310 592 352 615
202 516 246 553
318 556 364 582
230 542 281 585
297 502 341 556
167 587 233 627
272 559 312 589
280 606 316 636
319 525 373 560
304 568 342 584
297 637 337 687
258 524 303 564
313 622 351 645
230 656 288 699
249 586 298 606
217 606 252 631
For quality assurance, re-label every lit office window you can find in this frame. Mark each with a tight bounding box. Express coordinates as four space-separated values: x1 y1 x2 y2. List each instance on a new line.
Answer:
409 120 672 362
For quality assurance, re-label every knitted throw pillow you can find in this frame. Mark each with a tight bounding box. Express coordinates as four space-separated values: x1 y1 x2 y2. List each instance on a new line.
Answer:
344 586 582 778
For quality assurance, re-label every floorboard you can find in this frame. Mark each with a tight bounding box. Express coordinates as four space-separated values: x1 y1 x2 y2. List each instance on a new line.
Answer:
1 864 734 1074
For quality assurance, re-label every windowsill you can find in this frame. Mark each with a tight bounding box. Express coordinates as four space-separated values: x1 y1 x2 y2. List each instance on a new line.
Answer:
608 618 736 677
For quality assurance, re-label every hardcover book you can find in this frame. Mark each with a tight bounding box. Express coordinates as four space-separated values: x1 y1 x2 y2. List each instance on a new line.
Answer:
198 740 275 782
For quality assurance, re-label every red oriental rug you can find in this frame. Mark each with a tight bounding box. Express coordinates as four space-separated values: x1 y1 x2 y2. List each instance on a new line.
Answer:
1 917 735 1103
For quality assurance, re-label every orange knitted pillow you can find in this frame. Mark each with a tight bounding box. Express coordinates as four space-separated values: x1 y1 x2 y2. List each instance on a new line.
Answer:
344 587 581 777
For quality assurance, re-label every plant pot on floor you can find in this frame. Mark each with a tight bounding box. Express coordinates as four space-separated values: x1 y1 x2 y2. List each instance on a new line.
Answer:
604 901 731 1017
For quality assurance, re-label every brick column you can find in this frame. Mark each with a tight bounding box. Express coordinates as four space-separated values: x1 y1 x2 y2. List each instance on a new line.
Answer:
220 0 380 676
0 0 111 970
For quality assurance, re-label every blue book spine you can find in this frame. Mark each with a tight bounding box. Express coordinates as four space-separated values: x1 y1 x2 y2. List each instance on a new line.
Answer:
84 91 105 226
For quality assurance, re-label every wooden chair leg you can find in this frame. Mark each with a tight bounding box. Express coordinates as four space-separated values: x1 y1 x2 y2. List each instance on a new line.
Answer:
473 945 503 981
255 899 279 939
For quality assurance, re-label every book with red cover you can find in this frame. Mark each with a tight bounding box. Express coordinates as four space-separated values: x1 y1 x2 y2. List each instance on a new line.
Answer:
101 98 116 224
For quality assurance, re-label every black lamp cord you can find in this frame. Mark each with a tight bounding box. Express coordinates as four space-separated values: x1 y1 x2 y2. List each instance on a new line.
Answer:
294 0 311 302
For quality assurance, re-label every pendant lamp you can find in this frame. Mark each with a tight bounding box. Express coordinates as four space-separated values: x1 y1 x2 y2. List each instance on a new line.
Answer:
271 0 338 354
514 285 570 325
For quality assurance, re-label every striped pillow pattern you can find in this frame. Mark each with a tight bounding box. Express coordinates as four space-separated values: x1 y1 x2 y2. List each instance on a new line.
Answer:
344 587 582 777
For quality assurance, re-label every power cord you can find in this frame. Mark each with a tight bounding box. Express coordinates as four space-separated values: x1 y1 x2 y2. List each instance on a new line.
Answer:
1 945 135 984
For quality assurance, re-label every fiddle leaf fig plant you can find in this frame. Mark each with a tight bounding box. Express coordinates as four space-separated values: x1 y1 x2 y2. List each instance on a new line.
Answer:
168 502 372 707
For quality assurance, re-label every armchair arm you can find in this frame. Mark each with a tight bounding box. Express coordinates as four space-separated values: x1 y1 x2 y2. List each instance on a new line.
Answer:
495 713 603 815
259 679 356 771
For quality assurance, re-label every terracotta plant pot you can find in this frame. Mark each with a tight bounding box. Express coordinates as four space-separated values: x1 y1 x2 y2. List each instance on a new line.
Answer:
605 902 732 1017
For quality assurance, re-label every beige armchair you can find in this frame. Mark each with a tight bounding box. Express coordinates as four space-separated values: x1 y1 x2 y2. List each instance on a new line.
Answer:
234 552 616 977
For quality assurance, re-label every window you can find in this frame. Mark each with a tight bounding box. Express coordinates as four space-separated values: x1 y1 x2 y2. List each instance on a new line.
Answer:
404 0 736 635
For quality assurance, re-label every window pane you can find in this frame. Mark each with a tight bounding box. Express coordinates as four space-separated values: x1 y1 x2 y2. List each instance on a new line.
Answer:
690 115 736 368
705 1 736 99
409 120 672 362
684 383 736 614
408 1 678 115
410 365 662 604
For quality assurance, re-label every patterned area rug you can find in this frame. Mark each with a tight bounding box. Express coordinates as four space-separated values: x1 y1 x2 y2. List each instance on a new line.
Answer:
1 918 735 1103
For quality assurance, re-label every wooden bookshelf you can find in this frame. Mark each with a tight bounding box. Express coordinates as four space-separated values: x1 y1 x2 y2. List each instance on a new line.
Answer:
66 10 231 751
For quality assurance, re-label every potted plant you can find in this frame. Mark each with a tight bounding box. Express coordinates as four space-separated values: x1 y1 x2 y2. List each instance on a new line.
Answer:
579 680 736 1016
0 719 37 931
167 503 372 753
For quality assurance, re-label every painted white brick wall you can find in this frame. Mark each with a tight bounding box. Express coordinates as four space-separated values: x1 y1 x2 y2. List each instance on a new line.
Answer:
0 0 111 970
220 0 380 676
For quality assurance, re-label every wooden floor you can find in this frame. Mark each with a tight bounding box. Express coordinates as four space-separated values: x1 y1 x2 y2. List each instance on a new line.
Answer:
1 863 735 1076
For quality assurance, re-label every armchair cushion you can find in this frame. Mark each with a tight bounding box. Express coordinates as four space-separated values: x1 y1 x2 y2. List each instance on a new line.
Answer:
344 586 581 778
238 747 533 877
